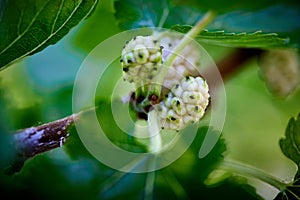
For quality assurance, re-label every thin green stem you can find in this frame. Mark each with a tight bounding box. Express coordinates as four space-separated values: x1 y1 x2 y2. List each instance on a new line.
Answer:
150 10 216 96
220 160 288 191
99 155 146 194
144 171 156 200
147 110 162 153
163 168 189 199
135 84 148 99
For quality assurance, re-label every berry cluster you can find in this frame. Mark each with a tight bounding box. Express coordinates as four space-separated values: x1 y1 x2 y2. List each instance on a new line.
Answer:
120 31 210 131
259 49 300 97
120 36 162 86
153 32 201 89
155 76 209 131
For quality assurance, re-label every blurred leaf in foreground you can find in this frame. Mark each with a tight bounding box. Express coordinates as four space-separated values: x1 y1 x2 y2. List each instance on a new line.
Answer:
154 127 261 199
0 0 98 70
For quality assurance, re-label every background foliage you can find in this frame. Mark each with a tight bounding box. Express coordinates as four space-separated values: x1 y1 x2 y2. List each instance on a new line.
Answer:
0 0 300 199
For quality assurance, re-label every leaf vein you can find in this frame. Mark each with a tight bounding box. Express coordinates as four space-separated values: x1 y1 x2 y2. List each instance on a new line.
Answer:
0 0 50 56
17 9 24 36
0 0 6 24
290 120 300 156
51 0 65 34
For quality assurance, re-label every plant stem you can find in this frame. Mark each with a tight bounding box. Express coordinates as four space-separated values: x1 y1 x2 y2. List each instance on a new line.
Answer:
150 10 216 96
6 108 97 174
144 171 156 200
220 159 288 191
147 110 162 153
13 114 79 159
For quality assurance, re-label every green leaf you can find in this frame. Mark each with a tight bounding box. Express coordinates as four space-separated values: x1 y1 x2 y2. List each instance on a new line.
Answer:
274 179 300 200
154 127 261 199
99 172 146 199
0 0 99 70
207 5 300 45
166 127 227 182
2 153 113 200
94 126 259 199
274 113 300 200
171 0 300 13
114 0 300 29
114 0 299 48
279 113 300 170
172 26 290 49
114 0 205 29
95 99 147 153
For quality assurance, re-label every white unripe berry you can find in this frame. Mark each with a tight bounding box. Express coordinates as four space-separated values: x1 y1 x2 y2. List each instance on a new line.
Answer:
171 97 187 116
121 35 162 85
171 84 184 97
152 32 201 89
121 31 202 89
154 76 210 131
164 93 173 108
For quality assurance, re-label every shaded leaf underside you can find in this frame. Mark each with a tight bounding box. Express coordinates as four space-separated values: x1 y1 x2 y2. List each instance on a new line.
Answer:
114 0 299 49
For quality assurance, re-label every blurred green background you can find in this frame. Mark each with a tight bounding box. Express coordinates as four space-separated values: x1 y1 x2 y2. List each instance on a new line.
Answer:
0 0 299 199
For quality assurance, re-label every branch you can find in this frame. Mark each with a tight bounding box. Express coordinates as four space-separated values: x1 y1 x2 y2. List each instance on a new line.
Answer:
203 48 263 90
220 159 288 192
13 113 79 159
5 113 80 174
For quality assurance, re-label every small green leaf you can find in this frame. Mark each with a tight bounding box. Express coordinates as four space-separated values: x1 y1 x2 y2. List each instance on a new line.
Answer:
274 178 300 200
274 113 300 200
172 26 290 49
0 0 99 70
279 113 300 170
